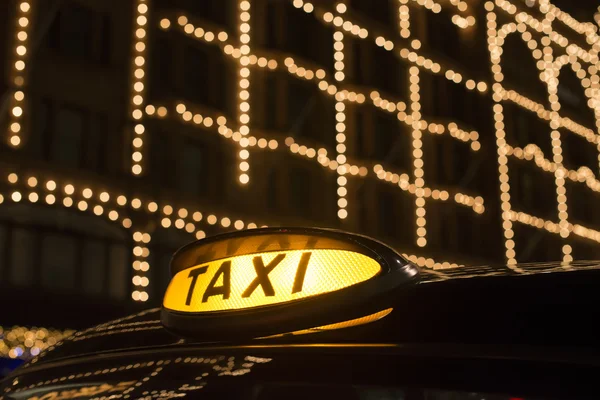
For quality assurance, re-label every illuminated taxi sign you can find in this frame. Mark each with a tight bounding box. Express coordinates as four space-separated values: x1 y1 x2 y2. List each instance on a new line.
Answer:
161 228 418 339
163 249 381 312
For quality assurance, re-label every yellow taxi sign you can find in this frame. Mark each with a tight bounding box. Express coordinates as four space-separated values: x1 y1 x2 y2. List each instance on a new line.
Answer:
163 249 381 313
161 228 418 339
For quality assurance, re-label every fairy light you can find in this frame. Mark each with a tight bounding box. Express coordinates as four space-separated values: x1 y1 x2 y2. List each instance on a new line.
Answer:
399 0 411 38
6 1 33 147
545 57 570 244
487 2 517 265
132 230 151 301
0 172 272 300
373 165 484 213
237 0 252 185
1 0 594 306
130 0 149 175
487 0 600 263
333 22 348 220
409 67 427 247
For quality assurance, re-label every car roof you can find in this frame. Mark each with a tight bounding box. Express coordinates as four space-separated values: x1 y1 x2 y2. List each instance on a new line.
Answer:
15 260 600 372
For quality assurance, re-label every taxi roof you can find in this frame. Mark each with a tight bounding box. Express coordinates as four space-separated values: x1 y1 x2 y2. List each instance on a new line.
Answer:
15 260 600 372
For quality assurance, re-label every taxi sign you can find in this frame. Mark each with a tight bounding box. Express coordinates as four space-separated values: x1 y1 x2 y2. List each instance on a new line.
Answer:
161 227 418 339
163 249 381 313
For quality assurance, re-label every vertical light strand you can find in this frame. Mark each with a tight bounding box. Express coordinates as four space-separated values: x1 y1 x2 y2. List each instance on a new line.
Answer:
409 67 426 247
238 0 252 185
334 4 348 220
130 0 150 176
7 1 34 148
544 43 570 255
132 231 151 302
399 0 411 39
486 2 517 265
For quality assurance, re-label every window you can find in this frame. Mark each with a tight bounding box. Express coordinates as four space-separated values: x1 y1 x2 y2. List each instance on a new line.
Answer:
182 45 210 105
41 234 77 291
85 114 108 173
52 107 85 167
264 1 282 51
98 14 112 64
352 38 365 86
502 35 546 100
82 240 106 296
9 228 35 286
267 169 279 212
503 104 551 156
149 34 174 99
286 77 337 148
0 205 131 301
283 3 333 69
178 143 207 196
510 161 556 220
349 0 394 29
514 224 562 262
0 226 7 281
433 138 470 187
49 2 93 59
370 45 406 99
357 184 371 234
434 143 451 186
289 167 312 216
264 73 281 131
108 244 128 301
30 99 51 159
150 130 174 189
427 10 460 63
378 189 397 238
373 111 412 172
567 182 600 227
287 79 313 132
354 110 367 159
46 2 111 63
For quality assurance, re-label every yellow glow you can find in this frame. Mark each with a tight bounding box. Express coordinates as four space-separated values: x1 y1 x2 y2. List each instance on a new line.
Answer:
163 249 381 313
263 308 393 338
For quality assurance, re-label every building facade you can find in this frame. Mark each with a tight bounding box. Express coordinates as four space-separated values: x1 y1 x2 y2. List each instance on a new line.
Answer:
1 0 600 359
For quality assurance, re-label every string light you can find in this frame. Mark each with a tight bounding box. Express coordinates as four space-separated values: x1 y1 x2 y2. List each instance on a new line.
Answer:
236 0 252 185
1 172 273 301
487 0 600 263
399 0 411 38
409 67 427 248
129 0 149 175
333 22 348 220
6 1 33 147
373 165 484 213
132 230 151 302
4 0 596 303
149 2 501 255
488 3 517 265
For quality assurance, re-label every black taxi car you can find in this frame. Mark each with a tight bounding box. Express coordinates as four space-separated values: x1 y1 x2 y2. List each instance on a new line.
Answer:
1 228 599 400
